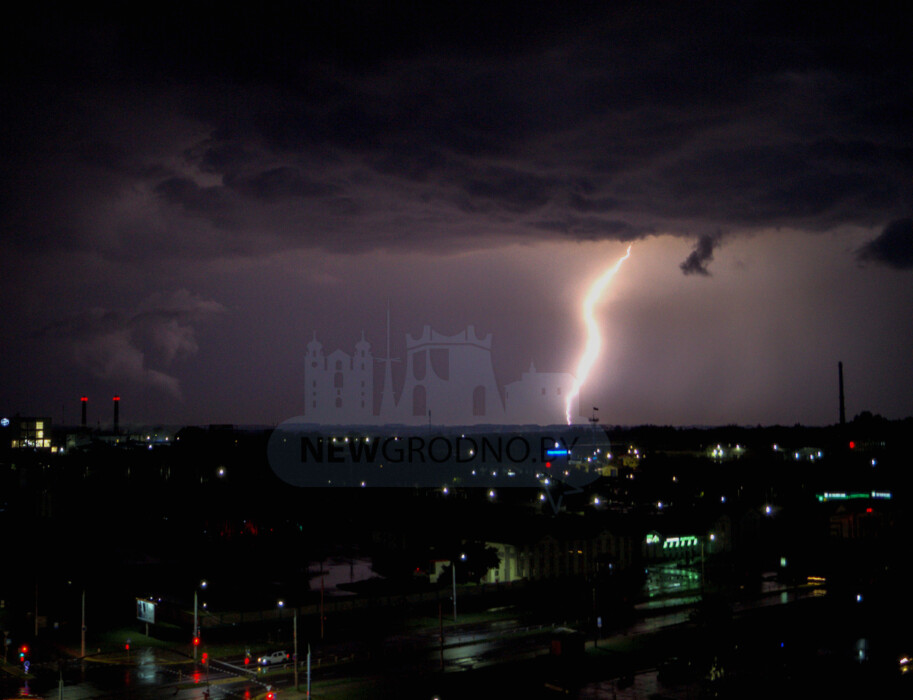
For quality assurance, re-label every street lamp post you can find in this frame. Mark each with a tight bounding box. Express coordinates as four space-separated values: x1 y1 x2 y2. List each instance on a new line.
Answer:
451 564 457 622
80 589 86 659
193 590 198 661
293 611 299 691
452 553 466 622
701 534 715 591
193 580 207 661
276 600 286 657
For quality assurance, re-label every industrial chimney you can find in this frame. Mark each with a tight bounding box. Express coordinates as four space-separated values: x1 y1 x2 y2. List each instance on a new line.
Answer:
81 396 88 428
113 395 120 433
838 362 846 426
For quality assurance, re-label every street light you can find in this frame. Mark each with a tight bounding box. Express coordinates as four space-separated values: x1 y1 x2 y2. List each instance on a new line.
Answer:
452 553 466 622
193 579 207 661
701 534 716 590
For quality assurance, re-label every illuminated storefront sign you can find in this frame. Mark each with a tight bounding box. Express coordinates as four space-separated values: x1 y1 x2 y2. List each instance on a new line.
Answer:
645 533 700 548
816 491 892 503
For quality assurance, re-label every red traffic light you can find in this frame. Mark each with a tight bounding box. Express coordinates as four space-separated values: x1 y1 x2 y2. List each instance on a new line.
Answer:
125 643 130 651
202 652 208 664
20 645 29 654
193 636 200 646
244 655 250 665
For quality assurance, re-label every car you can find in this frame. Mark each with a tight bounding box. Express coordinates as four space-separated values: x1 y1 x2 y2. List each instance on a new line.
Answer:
257 650 289 666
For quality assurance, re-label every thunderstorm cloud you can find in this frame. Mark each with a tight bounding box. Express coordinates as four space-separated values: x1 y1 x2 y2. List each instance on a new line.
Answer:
680 233 722 276
2 2 912 425
856 219 913 270
41 291 225 401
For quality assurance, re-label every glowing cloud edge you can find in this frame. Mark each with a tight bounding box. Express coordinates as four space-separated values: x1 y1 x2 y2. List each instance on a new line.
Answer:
565 244 633 424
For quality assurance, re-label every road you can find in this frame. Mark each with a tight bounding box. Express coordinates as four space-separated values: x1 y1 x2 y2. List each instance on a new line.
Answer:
0 585 822 699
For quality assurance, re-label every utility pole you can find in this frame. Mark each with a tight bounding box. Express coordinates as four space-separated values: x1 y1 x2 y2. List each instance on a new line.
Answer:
193 590 198 661
320 575 325 640
701 538 705 592
80 589 86 658
306 644 311 699
452 563 457 622
293 612 299 690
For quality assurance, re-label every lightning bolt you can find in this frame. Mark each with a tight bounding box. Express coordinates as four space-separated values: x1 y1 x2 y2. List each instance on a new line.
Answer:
565 244 633 424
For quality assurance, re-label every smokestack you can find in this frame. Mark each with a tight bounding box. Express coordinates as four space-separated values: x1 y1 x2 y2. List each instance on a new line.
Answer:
113 395 120 433
81 396 87 428
838 362 846 426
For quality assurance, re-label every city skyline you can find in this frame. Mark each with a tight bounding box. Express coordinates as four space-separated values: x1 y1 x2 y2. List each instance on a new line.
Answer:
2 2 911 427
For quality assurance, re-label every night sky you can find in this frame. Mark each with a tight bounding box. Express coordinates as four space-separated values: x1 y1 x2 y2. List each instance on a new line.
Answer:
2 1 911 428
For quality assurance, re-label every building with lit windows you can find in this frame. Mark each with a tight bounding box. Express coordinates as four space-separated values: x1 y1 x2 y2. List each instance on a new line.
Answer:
8 417 53 449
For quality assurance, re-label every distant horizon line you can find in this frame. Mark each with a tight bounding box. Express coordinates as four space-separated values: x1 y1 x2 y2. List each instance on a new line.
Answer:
25 415 909 433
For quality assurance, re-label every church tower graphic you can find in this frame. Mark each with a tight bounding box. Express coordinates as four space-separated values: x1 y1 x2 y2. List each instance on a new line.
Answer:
305 332 374 424
304 316 582 426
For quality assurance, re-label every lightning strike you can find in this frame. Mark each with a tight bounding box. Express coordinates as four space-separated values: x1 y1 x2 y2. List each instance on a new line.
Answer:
566 244 633 424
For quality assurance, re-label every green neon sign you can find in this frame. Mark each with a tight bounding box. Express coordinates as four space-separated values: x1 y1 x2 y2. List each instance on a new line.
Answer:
815 490 892 502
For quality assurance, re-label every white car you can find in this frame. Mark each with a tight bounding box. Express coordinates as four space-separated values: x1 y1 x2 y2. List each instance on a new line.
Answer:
257 651 289 666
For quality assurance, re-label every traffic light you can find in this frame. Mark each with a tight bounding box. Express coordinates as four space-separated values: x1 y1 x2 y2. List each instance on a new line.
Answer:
202 652 208 665
244 654 250 665
19 645 28 662
193 636 200 647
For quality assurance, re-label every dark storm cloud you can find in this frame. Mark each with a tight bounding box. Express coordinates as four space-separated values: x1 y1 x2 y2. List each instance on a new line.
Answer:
195 142 256 174
680 233 722 276
225 167 339 202
462 167 559 213
2 1 912 427
856 219 913 270
1 1 911 263
532 217 650 241
39 291 225 400
154 177 230 218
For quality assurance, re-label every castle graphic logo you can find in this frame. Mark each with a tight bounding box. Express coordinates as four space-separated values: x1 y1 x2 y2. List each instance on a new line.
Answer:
302 311 580 426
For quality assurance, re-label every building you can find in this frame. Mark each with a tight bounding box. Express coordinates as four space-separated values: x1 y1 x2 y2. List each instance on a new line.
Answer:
7 416 53 449
484 530 632 584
